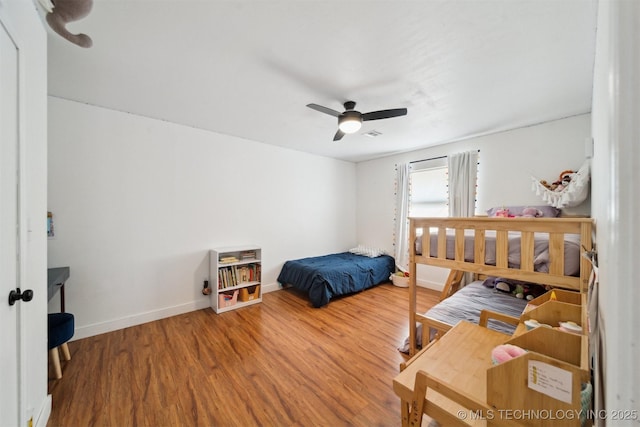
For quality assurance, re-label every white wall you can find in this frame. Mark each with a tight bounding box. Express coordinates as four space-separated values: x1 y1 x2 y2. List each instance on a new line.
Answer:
48 97 357 339
356 114 591 289
47 101 594 337
591 0 640 422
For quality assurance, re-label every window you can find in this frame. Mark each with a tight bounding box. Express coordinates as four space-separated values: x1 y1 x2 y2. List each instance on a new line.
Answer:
410 157 448 218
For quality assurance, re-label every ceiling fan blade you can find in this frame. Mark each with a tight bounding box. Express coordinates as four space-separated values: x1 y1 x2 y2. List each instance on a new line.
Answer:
333 129 345 141
362 108 408 121
307 103 341 117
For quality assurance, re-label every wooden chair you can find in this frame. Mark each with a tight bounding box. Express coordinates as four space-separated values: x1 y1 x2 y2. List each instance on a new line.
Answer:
48 312 74 379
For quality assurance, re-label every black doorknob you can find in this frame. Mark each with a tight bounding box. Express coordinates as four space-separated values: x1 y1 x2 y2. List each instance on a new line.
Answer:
8 288 34 306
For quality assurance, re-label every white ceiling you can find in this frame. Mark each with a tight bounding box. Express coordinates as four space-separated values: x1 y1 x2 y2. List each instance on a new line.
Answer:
46 0 598 163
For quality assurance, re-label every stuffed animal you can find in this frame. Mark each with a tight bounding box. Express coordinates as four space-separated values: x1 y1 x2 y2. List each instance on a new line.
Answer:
539 180 553 190
551 170 575 192
521 207 542 218
554 170 574 192
495 281 511 293
45 0 94 48
513 284 526 299
494 208 513 218
491 344 527 365
539 169 575 192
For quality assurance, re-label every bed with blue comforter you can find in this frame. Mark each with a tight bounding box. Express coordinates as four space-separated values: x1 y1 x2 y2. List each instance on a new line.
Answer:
277 252 395 307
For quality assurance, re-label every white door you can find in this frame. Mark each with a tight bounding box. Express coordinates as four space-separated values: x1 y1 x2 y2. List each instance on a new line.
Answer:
0 19 22 427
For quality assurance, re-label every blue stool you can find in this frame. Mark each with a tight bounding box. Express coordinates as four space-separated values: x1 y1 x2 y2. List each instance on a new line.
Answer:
48 313 74 379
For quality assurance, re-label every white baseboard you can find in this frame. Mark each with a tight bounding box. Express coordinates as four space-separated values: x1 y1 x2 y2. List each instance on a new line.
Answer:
417 279 444 292
35 395 51 427
73 298 211 341
73 283 283 340
261 281 282 293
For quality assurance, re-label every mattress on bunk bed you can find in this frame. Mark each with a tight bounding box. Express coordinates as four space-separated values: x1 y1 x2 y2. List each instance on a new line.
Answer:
415 230 582 276
399 280 530 353
425 280 529 333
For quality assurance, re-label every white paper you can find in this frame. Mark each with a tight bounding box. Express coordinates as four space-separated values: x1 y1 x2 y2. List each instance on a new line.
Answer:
528 360 573 404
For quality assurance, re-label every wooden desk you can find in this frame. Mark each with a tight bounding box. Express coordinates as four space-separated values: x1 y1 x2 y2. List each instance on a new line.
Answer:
48 267 70 312
393 321 508 426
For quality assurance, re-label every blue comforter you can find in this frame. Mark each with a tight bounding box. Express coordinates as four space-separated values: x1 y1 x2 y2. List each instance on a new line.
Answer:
277 252 395 307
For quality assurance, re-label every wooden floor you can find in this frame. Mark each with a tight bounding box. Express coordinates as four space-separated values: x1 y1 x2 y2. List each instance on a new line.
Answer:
47 283 439 427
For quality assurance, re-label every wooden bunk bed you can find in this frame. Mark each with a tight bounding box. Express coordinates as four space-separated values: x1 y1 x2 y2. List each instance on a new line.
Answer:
407 216 593 357
394 216 595 427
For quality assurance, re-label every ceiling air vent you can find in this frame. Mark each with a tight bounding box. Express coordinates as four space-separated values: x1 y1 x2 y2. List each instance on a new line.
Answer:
363 130 382 138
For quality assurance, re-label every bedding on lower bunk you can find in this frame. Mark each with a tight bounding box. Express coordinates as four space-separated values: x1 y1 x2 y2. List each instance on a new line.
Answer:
415 230 582 275
277 252 395 308
399 280 531 353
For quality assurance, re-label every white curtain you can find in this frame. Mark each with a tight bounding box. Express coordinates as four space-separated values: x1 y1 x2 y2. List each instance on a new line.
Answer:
448 150 478 217
448 151 478 286
394 163 411 271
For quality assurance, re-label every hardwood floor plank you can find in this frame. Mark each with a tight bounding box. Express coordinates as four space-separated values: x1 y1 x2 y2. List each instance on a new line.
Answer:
47 283 440 426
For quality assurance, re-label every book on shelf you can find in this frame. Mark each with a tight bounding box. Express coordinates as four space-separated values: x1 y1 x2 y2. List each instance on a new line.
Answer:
217 263 261 289
239 250 257 260
220 256 239 264
238 266 250 283
218 267 235 289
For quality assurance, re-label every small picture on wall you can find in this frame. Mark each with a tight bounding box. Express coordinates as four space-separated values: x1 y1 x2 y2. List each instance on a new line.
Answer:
47 211 55 238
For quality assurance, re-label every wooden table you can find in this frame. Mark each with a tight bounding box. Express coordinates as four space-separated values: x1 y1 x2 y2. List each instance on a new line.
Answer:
393 321 509 427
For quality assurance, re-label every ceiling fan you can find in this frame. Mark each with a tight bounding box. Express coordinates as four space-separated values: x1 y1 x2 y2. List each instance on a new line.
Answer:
306 101 408 141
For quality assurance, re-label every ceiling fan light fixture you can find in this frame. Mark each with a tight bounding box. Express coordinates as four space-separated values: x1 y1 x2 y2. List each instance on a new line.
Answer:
338 111 362 133
339 118 362 134
307 100 407 141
